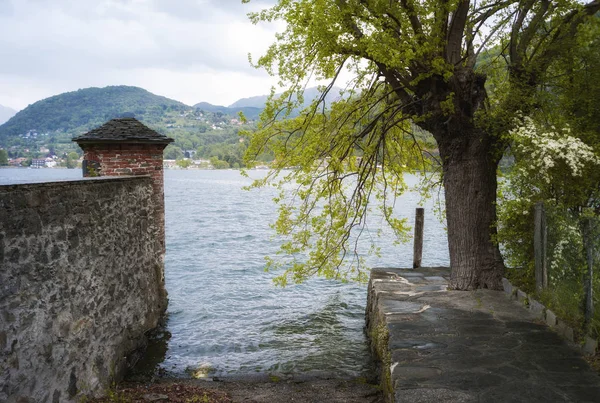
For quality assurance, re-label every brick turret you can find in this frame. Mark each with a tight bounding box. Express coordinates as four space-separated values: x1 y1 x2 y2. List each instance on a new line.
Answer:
73 118 174 252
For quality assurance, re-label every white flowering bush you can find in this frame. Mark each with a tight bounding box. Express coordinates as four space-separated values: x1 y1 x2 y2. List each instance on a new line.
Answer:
497 115 600 286
509 116 599 186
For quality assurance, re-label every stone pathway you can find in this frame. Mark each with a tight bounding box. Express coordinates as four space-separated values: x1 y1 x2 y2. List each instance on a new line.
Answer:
366 267 600 403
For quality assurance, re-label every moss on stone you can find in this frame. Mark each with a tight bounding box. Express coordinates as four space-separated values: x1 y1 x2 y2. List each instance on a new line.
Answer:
368 320 393 402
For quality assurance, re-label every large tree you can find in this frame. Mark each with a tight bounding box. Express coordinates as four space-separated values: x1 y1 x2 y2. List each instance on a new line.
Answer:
244 0 600 290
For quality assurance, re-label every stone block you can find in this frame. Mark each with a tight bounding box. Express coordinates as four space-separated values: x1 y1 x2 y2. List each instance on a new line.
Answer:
502 278 515 298
583 336 598 356
528 298 545 319
556 320 574 342
545 309 557 327
517 289 528 304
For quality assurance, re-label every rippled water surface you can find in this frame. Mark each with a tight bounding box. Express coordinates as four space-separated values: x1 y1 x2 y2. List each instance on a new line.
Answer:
0 168 450 377
162 170 449 377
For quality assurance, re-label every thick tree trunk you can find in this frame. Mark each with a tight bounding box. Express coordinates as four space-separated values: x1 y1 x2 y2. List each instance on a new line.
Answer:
411 66 505 290
440 133 505 290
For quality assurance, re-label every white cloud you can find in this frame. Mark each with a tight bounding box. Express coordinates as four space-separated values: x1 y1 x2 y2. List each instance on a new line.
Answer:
0 0 280 110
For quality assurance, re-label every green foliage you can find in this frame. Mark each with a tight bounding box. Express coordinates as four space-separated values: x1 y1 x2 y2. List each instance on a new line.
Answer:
242 0 600 286
0 149 7 165
498 116 600 275
497 19 600 335
538 275 600 339
199 140 248 168
176 159 192 169
536 19 600 144
64 152 80 169
209 156 230 169
164 145 184 160
0 86 186 138
0 85 267 166
193 101 263 120
245 84 428 285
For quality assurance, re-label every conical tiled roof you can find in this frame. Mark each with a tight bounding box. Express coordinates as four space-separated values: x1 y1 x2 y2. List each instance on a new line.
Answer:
73 118 174 144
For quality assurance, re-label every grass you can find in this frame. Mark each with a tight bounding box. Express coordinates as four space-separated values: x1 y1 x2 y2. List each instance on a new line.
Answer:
507 270 600 340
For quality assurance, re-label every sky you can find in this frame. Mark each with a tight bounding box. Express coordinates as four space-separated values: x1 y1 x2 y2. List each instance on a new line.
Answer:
0 0 282 111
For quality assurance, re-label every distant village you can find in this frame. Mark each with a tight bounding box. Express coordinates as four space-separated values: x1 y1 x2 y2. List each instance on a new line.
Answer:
0 109 260 170
1 148 269 170
2 145 67 168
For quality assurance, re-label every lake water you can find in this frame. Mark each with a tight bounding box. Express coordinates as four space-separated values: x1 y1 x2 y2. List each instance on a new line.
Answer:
0 168 449 378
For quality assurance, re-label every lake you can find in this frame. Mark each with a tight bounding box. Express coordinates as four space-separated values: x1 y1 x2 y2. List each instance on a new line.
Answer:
0 168 449 377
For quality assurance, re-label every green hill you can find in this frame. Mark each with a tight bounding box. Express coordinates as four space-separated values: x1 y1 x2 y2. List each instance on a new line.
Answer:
0 86 263 168
0 86 188 139
193 102 262 120
0 85 345 167
229 86 343 110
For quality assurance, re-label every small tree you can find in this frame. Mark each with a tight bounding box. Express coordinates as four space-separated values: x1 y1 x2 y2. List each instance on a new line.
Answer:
176 158 192 169
66 152 79 169
164 145 184 160
210 156 230 169
0 149 8 165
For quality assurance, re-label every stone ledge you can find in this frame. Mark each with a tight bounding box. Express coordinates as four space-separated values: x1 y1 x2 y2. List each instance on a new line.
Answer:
528 297 545 319
545 309 557 327
583 336 599 356
517 289 528 304
500 278 598 358
556 320 575 342
0 174 151 190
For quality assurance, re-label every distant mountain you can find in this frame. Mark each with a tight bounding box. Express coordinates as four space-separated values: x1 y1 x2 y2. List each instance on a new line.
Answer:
192 102 262 120
0 86 187 138
189 86 343 121
228 95 269 109
0 105 16 125
229 86 343 110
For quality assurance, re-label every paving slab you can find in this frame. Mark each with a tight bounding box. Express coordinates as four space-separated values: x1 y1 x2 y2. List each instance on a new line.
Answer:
366 267 600 403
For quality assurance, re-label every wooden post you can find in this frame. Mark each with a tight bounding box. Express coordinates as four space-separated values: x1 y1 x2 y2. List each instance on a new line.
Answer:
583 217 594 329
413 208 424 269
534 202 548 292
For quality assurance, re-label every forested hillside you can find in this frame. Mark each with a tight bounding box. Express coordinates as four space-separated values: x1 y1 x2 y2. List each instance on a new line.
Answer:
0 86 262 167
0 85 346 168
0 86 186 138
192 102 262 120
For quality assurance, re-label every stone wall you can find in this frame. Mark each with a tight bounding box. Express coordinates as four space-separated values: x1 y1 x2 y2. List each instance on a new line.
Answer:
0 176 168 402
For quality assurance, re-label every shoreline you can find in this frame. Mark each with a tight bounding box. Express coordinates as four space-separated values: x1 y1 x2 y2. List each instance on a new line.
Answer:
92 376 384 403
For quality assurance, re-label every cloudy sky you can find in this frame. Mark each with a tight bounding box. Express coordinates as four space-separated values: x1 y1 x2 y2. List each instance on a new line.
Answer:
0 0 282 111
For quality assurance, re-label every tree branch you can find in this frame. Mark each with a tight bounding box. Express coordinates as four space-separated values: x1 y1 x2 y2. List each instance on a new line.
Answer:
399 0 424 38
446 0 470 65
531 0 600 77
509 0 536 66
516 0 552 59
335 0 415 107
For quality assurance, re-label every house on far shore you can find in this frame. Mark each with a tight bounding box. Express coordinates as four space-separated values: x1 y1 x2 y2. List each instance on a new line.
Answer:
31 159 46 168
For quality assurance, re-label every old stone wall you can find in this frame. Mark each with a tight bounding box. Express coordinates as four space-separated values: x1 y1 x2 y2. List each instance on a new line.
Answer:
0 176 167 402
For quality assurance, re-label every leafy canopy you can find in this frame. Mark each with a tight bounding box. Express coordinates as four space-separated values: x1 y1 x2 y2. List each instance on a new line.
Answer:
243 0 600 285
